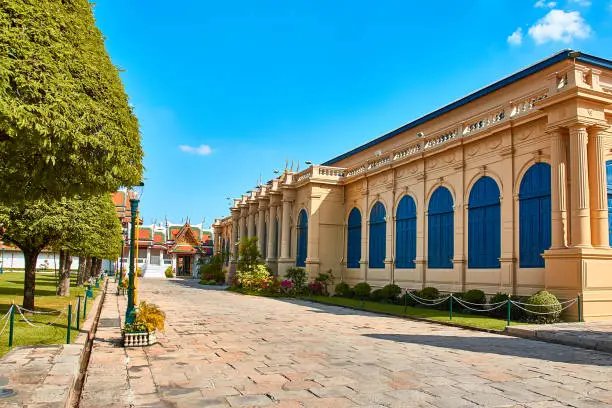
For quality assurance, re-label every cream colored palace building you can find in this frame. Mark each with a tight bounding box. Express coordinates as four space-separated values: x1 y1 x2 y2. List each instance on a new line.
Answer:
213 50 612 321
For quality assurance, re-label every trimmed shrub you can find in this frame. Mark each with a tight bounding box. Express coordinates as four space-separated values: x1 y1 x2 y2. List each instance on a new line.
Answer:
488 292 510 318
380 284 402 302
164 266 174 278
370 289 384 302
463 289 487 305
419 287 439 300
353 282 371 298
400 290 418 307
285 268 307 292
334 282 353 298
524 290 562 324
308 281 324 296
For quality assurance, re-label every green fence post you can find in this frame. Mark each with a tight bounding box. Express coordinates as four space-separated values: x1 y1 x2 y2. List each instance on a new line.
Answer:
8 304 14 348
83 295 87 318
577 294 582 323
404 290 408 314
507 299 511 327
66 304 72 344
449 295 453 321
76 296 81 330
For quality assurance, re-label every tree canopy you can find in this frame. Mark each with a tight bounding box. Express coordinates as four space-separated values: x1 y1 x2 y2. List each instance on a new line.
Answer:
0 0 143 202
0 194 123 308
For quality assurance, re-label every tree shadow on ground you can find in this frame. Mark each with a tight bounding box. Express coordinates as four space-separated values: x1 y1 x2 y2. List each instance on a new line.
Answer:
166 278 228 291
363 333 612 367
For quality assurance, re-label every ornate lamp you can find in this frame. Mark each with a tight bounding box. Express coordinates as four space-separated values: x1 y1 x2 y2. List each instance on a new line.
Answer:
126 182 144 323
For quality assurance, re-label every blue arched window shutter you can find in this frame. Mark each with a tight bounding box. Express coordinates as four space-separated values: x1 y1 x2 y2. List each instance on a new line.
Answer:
607 160 612 246
225 239 229 266
428 187 454 269
519 163 551 268
369 202 386 268
275 218 279 258
296 210 308 267
347 208 362 268
262 221 267 259
468 177 501 268
396 196 417 268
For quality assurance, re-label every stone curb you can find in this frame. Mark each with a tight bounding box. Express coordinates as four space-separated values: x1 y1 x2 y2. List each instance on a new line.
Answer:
66 278 108 408
506 326 612 354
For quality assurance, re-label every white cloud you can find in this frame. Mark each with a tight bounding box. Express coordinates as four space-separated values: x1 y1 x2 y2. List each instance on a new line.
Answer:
178 144 213 155
528 9 592 44
570 0 591 6
507 28 523 45
534 0 557 8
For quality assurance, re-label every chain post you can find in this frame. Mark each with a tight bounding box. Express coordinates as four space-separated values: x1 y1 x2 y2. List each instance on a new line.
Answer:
8 304 14 348
507 299 511 327
83 295 87 318
66 304 72 344
449 294 453 320
577 294 582 323
76 296 81 330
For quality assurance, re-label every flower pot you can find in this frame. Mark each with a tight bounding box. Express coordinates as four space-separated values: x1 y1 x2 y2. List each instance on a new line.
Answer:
123 330 157 347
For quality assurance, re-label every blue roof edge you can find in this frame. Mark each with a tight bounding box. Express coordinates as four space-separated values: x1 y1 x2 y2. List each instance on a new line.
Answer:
322 49 610 167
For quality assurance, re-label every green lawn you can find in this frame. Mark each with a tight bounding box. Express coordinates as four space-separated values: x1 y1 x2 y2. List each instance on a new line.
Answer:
299 295 511 331
0 272 101 357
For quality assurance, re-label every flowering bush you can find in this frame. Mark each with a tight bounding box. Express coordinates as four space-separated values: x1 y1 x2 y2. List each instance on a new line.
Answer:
280 279 293 294
308 281 324 296
236 264 271 288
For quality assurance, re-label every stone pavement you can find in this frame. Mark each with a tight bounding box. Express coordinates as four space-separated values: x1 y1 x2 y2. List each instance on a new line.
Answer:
0 282 106 408
81 279 612 408
507 321 612 354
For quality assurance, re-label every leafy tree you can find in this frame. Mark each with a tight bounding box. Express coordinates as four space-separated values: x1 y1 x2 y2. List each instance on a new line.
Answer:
0 0 143 202
0 199 72 309
0 194 122 307
237 237 261 273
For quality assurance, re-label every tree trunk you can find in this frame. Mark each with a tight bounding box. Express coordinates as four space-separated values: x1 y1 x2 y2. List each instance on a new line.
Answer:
90 257 97 279
95 258 103 277
22 249 40 310
57 249 65 293
77 256 85 286
84 257 92 283
58 250 72 296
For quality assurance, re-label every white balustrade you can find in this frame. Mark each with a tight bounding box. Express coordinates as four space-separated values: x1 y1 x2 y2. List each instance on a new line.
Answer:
424 130 457 149
510 91 548 118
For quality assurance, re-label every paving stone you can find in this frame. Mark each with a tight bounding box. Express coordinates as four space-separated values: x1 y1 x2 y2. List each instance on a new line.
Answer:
76 279 612 408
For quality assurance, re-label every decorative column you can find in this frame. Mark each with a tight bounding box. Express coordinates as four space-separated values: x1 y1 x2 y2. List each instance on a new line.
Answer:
257 203 266 255
550 130 568 248
280 198 292 259
587 127 610 248
239 207 247 243
267 201 278 260
247 206 255 239
569 125 591 247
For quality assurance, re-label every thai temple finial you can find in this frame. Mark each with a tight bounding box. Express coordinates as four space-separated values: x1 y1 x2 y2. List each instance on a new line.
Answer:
290 160 294 171
285 157 288 171
296 160 300 172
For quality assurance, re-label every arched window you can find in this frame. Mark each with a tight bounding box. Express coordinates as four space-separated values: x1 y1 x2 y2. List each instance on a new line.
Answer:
221 237 226 263
396 196 417 269
369 202 386 268
428 187 454 269
275 218 279 258
262 221 267 259
468 177 501 268
347 208 362 268
519 163 551 268
296 210 308 267
225 238 229 266
607 160 612 246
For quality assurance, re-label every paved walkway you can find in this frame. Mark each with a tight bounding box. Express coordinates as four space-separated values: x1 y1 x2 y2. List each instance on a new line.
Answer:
508 321 612 353
81 279 612 407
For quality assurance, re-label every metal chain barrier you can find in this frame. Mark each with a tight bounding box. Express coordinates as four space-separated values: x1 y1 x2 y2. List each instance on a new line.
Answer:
405 291 451 306
453 297 507 312
0 306 13 337
16 305 67 328
510 299 577 315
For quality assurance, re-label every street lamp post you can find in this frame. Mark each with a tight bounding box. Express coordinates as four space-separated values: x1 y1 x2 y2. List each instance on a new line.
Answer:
126 197 139 323
118 238 125 282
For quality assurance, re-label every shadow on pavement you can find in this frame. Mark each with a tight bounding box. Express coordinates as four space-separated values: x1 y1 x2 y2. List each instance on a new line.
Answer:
165 278 228 291
363 333 612 366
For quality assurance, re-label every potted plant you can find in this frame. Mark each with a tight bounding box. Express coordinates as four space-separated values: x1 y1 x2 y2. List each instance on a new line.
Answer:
122 301 165 347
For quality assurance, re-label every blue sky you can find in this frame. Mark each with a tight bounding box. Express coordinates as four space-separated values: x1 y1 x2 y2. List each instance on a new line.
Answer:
93 0 612 227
